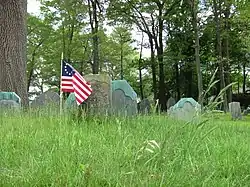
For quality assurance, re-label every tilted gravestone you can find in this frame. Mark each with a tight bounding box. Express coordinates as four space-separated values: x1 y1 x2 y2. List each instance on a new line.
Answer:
112 80 138 116
229 102 242 120
167 97 176 110
0 92 21 110
83 74 112 115
138 98 151 114
168 98 201 122
30 91 60 108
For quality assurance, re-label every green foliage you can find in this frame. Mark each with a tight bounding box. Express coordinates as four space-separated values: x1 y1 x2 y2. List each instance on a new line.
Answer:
27 1 138 96
26 0 250 105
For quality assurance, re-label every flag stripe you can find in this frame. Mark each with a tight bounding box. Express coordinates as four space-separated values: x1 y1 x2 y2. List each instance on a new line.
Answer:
74 73 92 93
60 60 92 105
73 76 92 95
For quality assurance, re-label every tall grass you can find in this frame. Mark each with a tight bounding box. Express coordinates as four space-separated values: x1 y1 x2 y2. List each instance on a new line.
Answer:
1 111 250 186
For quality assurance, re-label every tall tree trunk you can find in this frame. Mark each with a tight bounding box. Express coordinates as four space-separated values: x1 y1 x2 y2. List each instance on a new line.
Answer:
88 0 99 74
243 63 247 94
0 0 29 107
138 33 144 100
157 4 166 111
27 40 44 92
175 62 181 100
187 64 193 97
224 1 232 103
191 0 203 108
213 0 228 112
92 0 99 74
149 37 157 101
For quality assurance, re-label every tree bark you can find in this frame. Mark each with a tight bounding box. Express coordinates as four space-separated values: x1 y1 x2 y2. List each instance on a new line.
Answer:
157 3 166 111
27 40 44 92
213 0 228 112
0 0 29 107
88 0 99 74
138 33 144 100
224 0 232 103
175 62 181 100
149 37 157 101
191 0 203 108
243 63 247 94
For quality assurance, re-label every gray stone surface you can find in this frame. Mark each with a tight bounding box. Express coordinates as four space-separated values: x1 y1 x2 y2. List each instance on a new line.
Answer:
84 74 112 115
138 98 151 114
168 98 201 122
30 91 60 107
0 100 21 110
243 106 250 116
167 97 176 109
112 89 137 116
229 102 242 120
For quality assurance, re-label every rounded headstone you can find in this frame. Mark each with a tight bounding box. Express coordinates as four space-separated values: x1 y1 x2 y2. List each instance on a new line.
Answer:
0 92 21 111
112 80 137 116
168 98 201 122
0 92 21 104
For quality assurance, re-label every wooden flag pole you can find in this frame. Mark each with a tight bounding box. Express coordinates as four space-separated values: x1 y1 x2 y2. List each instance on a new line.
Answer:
59 52 64 115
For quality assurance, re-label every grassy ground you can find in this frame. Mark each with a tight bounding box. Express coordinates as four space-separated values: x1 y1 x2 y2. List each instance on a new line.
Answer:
1 111 250 186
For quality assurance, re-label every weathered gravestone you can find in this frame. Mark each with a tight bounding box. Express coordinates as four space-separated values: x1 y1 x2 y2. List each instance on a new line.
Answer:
138 98 151 114
229 102 242 120
65 93 78 109
168 98 201 122
167 97 176 110
112 80 138 116
30 91 60 108
0 92 21 110
243 106 250 116
84 74 112 115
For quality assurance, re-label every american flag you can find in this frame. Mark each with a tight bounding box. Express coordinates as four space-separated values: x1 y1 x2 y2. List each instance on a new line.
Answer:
61 60 92 105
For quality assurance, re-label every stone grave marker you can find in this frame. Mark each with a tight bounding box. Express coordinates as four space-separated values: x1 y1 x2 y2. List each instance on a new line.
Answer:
167 97 176 110
30 90 60 108
243 106 250 116
112 80 138 116
138 98 151 114
65 93 78 109
84 74 112 115
0 92 21 110
168 97 201 122
229 102 242 120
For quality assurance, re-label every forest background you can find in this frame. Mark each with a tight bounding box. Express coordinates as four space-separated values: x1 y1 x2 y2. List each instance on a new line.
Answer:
26 0 250 111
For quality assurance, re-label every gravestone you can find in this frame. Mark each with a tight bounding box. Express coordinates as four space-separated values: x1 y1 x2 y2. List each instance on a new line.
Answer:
243 106 250 116
168 98 201 122
65 93 78 109
167 97 176 109
229 102 242 120
0 92 21 110
138 98 151 114
112 80 138 116
30 91 60 108
84 74 112 115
